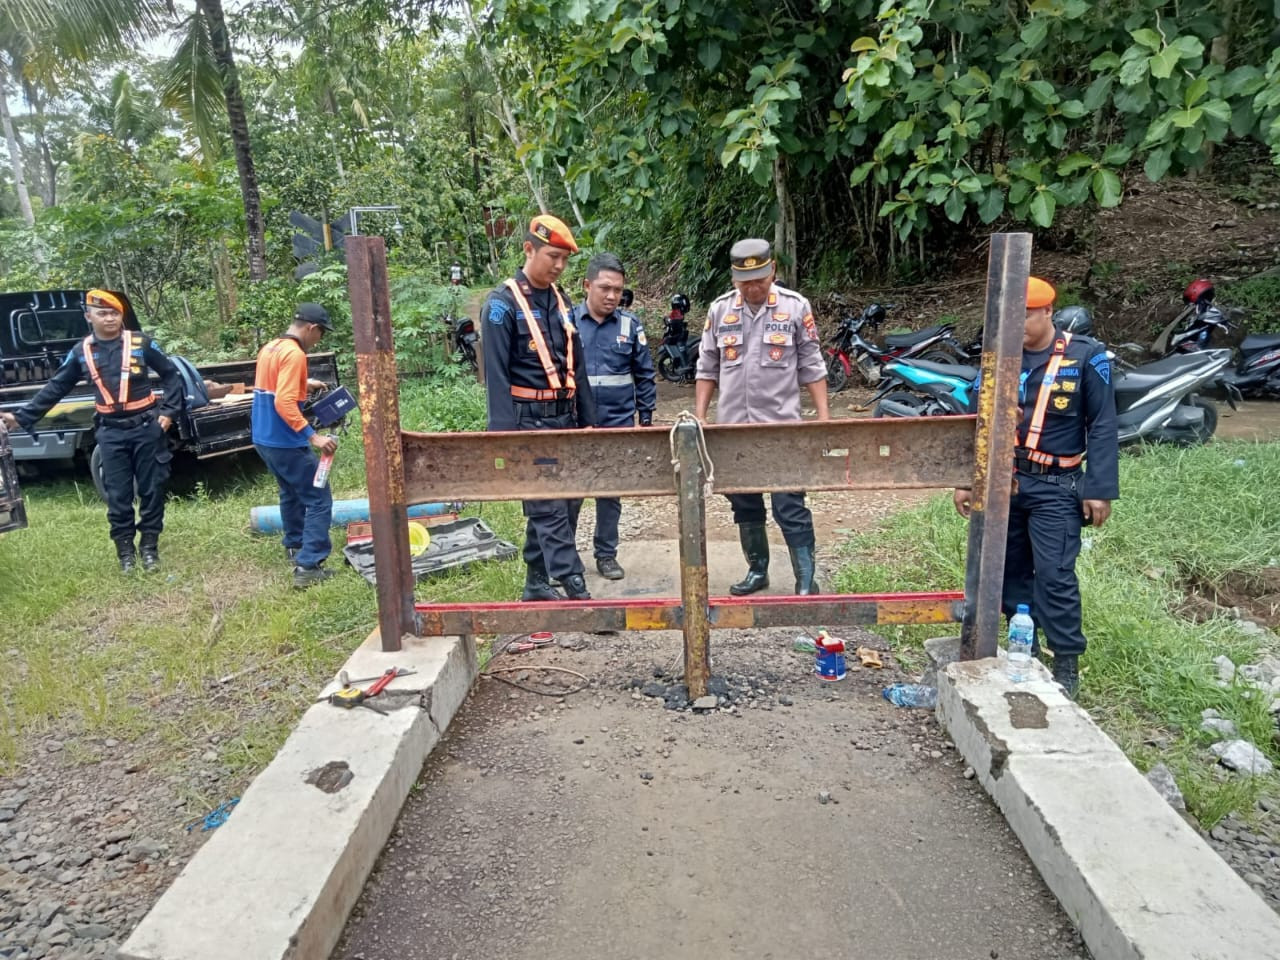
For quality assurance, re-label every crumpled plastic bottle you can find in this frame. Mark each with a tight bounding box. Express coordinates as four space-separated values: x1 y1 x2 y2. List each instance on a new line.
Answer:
882 683 938 708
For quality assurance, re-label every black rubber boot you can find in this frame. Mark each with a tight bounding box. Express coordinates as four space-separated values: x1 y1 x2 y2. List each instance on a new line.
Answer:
729 522 770 596
521 562 565 602
115 539 137 573
1052 653 1080 699
140 533 160 573
560 573 592 600
788 545 819 596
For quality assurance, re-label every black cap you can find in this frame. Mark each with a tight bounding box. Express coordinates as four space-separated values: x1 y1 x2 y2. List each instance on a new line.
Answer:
295 302 333 331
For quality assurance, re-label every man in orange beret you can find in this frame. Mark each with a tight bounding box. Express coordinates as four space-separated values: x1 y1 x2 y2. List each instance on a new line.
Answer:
953 276 1118 697
1 289 184 572
481 213 597 602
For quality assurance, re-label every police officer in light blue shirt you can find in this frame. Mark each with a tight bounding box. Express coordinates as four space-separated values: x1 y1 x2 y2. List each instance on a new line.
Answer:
572 253 658 580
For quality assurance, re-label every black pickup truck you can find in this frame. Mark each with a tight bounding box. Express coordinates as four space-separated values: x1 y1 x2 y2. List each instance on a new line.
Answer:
0 290 339 499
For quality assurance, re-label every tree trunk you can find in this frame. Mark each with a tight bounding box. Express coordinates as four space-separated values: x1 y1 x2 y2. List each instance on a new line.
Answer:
1203 0 1233 171
197 0 268 281
773 155 797 288
0 79 36 227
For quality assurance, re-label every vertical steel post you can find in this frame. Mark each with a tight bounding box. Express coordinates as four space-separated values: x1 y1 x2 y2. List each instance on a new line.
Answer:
674 421 711 699
348 236 416 651
960 232 1031 659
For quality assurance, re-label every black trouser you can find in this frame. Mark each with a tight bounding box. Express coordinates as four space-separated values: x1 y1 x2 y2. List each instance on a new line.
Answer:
515 404 586 581
592 497 622 560
724 491 815 548
96 413 172 545
1003 470 1087 656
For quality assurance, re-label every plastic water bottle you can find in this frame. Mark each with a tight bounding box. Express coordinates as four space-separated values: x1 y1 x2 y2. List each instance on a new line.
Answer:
1007 604 1035 682
882 683 938 708
313 448 334 488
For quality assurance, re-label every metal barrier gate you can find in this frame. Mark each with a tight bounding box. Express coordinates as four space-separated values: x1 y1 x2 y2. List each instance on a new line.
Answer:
346 233 1031 699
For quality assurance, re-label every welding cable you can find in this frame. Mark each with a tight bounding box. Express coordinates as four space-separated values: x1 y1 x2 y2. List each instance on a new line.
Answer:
481 635 590 696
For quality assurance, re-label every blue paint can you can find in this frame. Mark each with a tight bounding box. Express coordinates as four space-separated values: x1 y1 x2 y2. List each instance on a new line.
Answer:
813 631 847 682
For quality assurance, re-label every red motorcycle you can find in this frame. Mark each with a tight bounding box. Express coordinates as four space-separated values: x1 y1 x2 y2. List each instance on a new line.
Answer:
825 302 964 393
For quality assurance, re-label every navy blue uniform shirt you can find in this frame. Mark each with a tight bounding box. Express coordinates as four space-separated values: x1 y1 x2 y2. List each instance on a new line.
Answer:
572 305 658 428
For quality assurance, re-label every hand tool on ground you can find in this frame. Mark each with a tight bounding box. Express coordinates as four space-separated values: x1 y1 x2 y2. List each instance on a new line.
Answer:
337 666 417 687
325 667 403 714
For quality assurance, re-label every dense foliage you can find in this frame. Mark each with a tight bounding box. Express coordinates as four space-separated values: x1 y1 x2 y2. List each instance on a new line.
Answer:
0 0 1277 346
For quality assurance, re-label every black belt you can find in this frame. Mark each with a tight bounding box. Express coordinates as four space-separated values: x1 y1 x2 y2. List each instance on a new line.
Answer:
1014 456 1081 476
516 399 574 418
96 410 155 430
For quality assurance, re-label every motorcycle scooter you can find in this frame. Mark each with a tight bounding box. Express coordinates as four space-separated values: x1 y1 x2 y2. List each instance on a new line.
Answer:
657 294 698 384
871 348 1237 446
824 302 961 393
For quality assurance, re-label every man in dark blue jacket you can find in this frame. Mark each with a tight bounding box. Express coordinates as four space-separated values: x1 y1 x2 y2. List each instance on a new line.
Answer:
954 276 1119 697
573 253 658 580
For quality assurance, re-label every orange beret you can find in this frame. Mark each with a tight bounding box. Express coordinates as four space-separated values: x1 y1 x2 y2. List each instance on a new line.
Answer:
85 289 125 314
528 214 579 253
1026 277 1056 309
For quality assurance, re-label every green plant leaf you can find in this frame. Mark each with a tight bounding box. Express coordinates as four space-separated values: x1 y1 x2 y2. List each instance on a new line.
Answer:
1144 145 1173 182
1091 168 1122 207
1102 143 1132 165
1021 19 1049 48
1083 76 1113 112
1130 28 1162 51
1029 188 1056 227
1149 46 1182 80
978 187 1005 224
1056 152 1095 175
698 38 721 71
850 36 878 53
944 188 966 222
1184 76 1209 107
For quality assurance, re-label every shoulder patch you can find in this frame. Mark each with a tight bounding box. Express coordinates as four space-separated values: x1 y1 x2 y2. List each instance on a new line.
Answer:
487 298 512 326
1089 352 1111 385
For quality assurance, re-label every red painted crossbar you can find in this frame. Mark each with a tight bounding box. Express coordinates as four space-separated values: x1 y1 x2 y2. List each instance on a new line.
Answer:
412 590 966 636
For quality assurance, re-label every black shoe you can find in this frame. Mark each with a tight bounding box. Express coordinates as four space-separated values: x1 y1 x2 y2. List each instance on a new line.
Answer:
1052 654 1080 699
118 552 137 573
596 557 625 580
140 549 160 573
787 545 819 596
729 522 770 596
293 565 334 590
522 563 565 601
560 573 591 600
285 547 300 564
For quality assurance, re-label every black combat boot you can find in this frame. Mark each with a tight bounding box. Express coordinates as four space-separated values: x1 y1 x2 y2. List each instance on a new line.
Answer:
729 522 770 596
139 533 160 573
115 539 137 573
788 545 819 596
521 561 565 602
560 573 592 600
1052 653 1080 699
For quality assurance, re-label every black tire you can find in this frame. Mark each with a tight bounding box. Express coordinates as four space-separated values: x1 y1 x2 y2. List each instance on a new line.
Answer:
1186 396 1218 445
657 354 681 383
826 353 850 393
919 349 964 365
89 444 110 502
873 391 930 418
461 342 478 372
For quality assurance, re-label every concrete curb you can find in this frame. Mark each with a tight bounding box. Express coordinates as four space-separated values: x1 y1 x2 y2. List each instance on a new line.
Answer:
120 631 477 960
938 656 1280 960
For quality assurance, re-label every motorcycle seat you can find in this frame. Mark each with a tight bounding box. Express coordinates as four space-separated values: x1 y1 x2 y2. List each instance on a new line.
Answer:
1116 350 1229 392
895 358 979 381
1240 333 1280 355
883 324 950 348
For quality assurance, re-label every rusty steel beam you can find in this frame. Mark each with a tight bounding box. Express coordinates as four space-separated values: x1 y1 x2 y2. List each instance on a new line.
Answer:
400 416 976 503
960 232 1030 660
674 421 711 699
348 236 417 652
412 591 966 637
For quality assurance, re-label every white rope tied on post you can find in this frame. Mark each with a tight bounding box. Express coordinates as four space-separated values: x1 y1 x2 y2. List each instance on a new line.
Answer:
668 411 715 499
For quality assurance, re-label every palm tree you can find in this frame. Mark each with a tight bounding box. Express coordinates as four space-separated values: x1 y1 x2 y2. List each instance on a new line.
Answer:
161 0 267 280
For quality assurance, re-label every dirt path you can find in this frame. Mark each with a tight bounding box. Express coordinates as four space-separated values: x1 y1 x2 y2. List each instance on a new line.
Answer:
336 630 1086 960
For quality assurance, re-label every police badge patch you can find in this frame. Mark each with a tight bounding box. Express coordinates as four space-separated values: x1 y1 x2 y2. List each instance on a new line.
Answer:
725 346 739 362
769 347 783 362
1053 395 1070 410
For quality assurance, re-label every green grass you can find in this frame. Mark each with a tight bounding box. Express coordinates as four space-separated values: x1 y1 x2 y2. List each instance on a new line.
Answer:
832 440 1280 826
0 376 524 784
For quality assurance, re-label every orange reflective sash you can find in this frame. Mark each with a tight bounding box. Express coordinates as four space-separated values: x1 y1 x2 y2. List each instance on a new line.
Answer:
503 280 576 396
1022 332 1071 455
82 331 154 414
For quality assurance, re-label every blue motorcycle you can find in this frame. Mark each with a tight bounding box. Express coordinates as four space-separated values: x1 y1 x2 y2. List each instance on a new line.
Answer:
868 357 975 417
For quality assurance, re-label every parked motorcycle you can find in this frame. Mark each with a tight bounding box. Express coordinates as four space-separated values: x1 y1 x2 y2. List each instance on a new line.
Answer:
824 302 962 393
446 313 478 371
1152 280 1280 397
657 293 698 383
871 346 1235 446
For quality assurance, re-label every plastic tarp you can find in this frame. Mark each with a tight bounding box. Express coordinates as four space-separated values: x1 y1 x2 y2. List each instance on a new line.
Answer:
342 516 516 585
